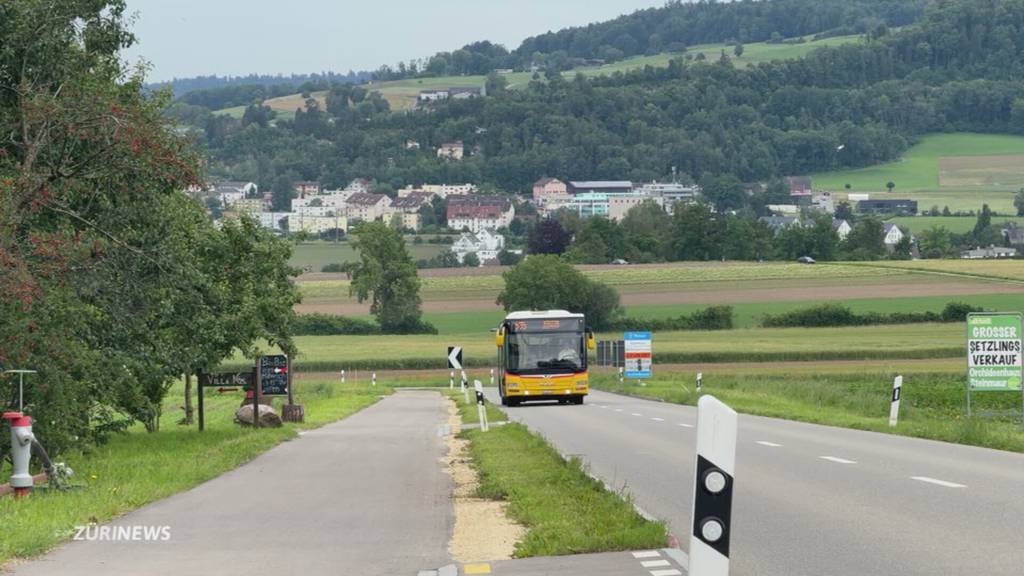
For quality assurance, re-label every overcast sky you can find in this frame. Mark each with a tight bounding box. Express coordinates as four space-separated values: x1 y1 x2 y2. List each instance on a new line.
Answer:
122 0 668 82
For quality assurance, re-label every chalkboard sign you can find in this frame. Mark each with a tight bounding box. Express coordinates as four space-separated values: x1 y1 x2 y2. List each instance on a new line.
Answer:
259 355 289 396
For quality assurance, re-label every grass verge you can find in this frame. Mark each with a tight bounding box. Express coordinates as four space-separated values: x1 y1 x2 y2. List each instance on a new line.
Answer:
0 378 385 565
449 395 666 557
591 370 1024 452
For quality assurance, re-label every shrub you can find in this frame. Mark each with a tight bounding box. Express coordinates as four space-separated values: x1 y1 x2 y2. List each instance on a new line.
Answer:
292 314 381 336
761 302 984 328
610 306 734 331
321 262 347 273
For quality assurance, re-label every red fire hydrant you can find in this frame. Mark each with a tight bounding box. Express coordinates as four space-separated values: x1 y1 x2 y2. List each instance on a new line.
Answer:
3 411 35 497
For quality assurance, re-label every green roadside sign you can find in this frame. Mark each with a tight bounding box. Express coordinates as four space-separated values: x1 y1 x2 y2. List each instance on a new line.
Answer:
967 313 1023 391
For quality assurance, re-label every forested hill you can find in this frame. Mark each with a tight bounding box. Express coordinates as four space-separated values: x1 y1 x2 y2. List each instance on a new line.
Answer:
193 0 1024 198
374 0 926 79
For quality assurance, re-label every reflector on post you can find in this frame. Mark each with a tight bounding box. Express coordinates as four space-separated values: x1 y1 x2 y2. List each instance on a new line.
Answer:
690 395 737 576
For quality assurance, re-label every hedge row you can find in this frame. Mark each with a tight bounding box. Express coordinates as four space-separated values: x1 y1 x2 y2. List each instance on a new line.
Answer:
761 302 983 329
612 306 734 332
292 313 437 335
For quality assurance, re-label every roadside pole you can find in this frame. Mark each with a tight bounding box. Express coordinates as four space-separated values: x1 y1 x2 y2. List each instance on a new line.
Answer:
341 370 345 384
197 370 205 432
252 365 261 429
889 375 903 427
450 371 454 389
372 372 377 387
696 372 703 392
490 368 495 387
690 395 737 576
474 380 488 432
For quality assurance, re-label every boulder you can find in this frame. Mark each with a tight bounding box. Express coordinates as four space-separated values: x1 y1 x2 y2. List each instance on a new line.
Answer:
234 404 283 428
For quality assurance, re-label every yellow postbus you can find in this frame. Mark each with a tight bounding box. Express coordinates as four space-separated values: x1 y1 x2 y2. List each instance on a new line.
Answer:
495 310 596 406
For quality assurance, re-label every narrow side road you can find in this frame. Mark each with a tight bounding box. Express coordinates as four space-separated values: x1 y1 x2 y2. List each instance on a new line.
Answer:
10 391 452 576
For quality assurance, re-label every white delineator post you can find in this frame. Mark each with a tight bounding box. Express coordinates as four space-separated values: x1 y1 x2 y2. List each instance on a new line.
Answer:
618 366 624 384
690 395 738 576
889 375 903 427
372 372 376 387
696 372 703 392
474 380 489 432
450 370 454 389
490 368 495 387
341 370 345 384
462 371 469 404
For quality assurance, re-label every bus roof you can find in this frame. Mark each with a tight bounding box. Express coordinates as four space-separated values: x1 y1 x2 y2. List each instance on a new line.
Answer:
504 310 584 321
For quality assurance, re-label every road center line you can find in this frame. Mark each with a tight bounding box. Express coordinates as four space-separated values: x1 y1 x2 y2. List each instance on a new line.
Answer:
756 441 782 447
820 456 857 464
631 413 643 416
641 559 671 567
651 417 665 422
649 570 682 576
911 476 967 488
614 408 624 412
677 423 693 428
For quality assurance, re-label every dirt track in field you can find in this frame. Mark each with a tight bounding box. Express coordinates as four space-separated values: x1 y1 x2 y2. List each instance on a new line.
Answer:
294 278 1024 316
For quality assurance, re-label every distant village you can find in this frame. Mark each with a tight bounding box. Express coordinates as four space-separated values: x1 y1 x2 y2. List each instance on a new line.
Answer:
193 170 1018 266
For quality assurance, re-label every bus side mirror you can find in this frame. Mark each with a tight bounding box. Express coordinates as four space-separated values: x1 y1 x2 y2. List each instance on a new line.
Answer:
496 326 505 347
586 331 596 350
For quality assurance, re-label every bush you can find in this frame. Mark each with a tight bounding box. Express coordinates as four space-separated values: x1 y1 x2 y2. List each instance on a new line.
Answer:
610 306 734 332
761 302 984 328
291 314 437 336
321 262 347 273
292 314 381 336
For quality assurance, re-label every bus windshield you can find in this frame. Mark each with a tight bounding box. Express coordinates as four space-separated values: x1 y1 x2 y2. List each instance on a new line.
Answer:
507 331 585 374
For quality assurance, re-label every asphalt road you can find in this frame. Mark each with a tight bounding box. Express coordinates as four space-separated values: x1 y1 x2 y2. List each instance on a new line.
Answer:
11 391 452 576
486 388 1024 576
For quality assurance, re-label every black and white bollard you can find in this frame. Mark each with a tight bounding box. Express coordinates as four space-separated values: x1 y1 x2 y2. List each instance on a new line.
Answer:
340 369 345 384
461 371 469 404
450 370 454 390
372 372 376 387
474 380 489 432
690 395 737 576
490 368 495 387
889 375 903 427
618 366 624 384
696 372 703 392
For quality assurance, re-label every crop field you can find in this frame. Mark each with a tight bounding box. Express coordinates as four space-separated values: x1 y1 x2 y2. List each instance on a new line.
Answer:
290 240 445 272
856 259 1024 282
886 216 1024 235
236 322 967 372
939 154 1024 188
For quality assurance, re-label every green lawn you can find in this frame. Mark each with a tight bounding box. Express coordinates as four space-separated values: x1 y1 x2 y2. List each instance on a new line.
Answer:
811 133 1024 213
855 259 1024 282
459 412 666 556
0 378 384 565
591 368 1024 452
813 133 1024 192
887 215 1024 234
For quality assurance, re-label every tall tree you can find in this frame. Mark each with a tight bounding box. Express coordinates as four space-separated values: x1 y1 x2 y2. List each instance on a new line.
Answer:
348 222 433 333
528 218 572 255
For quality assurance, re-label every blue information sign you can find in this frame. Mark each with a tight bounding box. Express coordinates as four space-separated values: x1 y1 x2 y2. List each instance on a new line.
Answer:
624 331 652 378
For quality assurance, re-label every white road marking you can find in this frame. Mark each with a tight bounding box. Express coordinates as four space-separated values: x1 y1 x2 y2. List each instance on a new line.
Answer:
631 412 643 416
614 408 624 412
651 417 665 422
911 476 966 488
632 551 661 559
677 423 694 428
820 456 857 464
650 570 682 576
596 405 608 409
756 441 782 447
641 559 671 568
